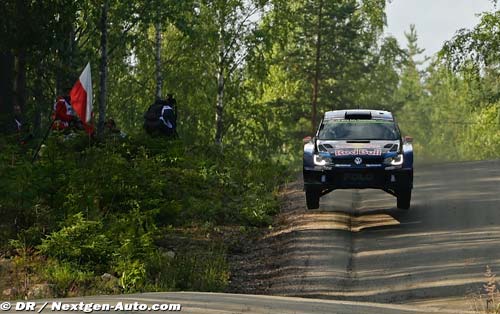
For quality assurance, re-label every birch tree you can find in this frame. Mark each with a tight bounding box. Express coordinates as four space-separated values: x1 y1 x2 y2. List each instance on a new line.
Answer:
199 0 266 145
155 22 163 100
97 0 109 137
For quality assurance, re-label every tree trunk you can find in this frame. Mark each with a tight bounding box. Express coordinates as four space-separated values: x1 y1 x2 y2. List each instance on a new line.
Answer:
0 52 14 118
311 0 323 132
155 22 163 100
215 65 224 145
97 0 109 137
0 52 15 133
32 62 44 135
214 26 225 145
12 0 26 118
68 27 75 74
14 48 26 114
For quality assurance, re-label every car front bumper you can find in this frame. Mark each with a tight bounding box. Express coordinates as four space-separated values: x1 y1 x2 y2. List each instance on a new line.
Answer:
303 166 413 194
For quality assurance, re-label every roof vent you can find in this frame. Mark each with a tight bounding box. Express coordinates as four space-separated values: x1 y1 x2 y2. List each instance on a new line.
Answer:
344 111 372 120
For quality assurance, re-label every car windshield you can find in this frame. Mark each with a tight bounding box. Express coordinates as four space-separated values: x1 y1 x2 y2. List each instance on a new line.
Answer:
318 120 400 140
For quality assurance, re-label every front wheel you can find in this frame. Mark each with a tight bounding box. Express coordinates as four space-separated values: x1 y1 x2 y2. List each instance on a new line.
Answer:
305 188 320 210
397 187 412 210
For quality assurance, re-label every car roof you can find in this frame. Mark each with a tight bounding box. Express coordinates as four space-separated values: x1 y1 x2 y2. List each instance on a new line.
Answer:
324 109 394 121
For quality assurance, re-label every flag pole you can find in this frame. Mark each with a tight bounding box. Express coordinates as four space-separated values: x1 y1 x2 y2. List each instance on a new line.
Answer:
32 119 55 164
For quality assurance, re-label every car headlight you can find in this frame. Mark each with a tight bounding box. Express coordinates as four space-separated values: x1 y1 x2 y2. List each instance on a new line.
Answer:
314 154 330 166
384 154 404 166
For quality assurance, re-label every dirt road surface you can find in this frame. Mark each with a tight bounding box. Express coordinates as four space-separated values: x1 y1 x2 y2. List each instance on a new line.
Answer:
230 160 500 312
4 292 473 314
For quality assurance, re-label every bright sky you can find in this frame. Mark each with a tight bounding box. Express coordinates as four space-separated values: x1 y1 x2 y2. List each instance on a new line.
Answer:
385 0 496 59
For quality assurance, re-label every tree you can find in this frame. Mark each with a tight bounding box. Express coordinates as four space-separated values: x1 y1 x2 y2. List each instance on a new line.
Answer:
154 22 163 100
398 24 427 104
97 0 109 137
94 0 153 136
395 25 430 148
442 11 500 72
0 0 82 133
0 53 14 128
256 0 387 131
355 36 406 112
195 0 265 145
441 11 500 110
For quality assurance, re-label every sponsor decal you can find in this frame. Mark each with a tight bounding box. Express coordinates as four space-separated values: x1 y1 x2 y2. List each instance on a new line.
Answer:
334 148 382 156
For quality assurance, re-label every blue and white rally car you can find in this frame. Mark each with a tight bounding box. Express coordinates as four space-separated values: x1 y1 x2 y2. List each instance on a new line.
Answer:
303 109 413 210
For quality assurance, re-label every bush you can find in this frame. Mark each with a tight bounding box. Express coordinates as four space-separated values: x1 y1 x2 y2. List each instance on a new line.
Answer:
38 213 114 271
0 131 292 296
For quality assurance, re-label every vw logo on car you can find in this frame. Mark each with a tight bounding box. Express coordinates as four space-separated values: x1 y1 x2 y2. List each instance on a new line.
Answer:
354 157 363 165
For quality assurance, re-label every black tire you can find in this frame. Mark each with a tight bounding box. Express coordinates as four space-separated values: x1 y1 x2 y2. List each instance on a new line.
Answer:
397 188 412 210
305 188 320 209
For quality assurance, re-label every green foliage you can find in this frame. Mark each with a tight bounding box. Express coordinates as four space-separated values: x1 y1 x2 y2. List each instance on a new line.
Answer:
41 261 95 297
38 213 114 271
0 131 289 294
442 11 500 71
396 18 500 162
256 0 388 114
465 106 500 159
117 260 147 293
170 244 229 292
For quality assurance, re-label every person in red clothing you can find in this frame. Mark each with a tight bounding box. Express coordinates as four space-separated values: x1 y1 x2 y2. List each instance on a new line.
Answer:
52 95 76 131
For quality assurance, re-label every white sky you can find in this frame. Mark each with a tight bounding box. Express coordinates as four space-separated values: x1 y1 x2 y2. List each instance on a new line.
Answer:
385 0 496 59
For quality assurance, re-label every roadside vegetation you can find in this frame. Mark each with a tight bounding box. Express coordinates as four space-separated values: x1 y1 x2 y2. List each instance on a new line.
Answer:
469 266 500 314
0 0 499 300
0 133 296 297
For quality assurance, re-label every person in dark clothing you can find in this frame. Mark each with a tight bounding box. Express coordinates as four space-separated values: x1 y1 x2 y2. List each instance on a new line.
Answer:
144 94 178 137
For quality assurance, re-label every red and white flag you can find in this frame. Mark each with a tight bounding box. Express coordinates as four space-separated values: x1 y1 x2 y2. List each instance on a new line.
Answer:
70 63 93 134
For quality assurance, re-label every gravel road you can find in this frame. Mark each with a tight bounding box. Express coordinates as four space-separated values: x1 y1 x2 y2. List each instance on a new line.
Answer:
262 160 500 312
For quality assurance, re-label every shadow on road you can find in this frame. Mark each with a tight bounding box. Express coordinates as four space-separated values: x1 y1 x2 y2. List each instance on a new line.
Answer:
229 160 500 311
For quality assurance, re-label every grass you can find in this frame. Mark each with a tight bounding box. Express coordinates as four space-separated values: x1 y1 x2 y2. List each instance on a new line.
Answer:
469 266 500 314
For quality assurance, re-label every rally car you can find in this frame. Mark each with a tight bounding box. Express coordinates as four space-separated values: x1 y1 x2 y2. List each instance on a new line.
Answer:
303 109 413 210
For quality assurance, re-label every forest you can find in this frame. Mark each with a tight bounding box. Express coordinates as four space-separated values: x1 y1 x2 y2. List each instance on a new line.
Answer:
0 0 499 298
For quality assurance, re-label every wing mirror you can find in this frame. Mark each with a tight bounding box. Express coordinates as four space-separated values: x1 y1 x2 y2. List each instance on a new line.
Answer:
303 136 312 144
404 136 413 143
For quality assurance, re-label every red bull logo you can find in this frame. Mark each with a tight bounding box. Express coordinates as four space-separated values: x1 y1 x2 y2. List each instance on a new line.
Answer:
334 149 382 156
